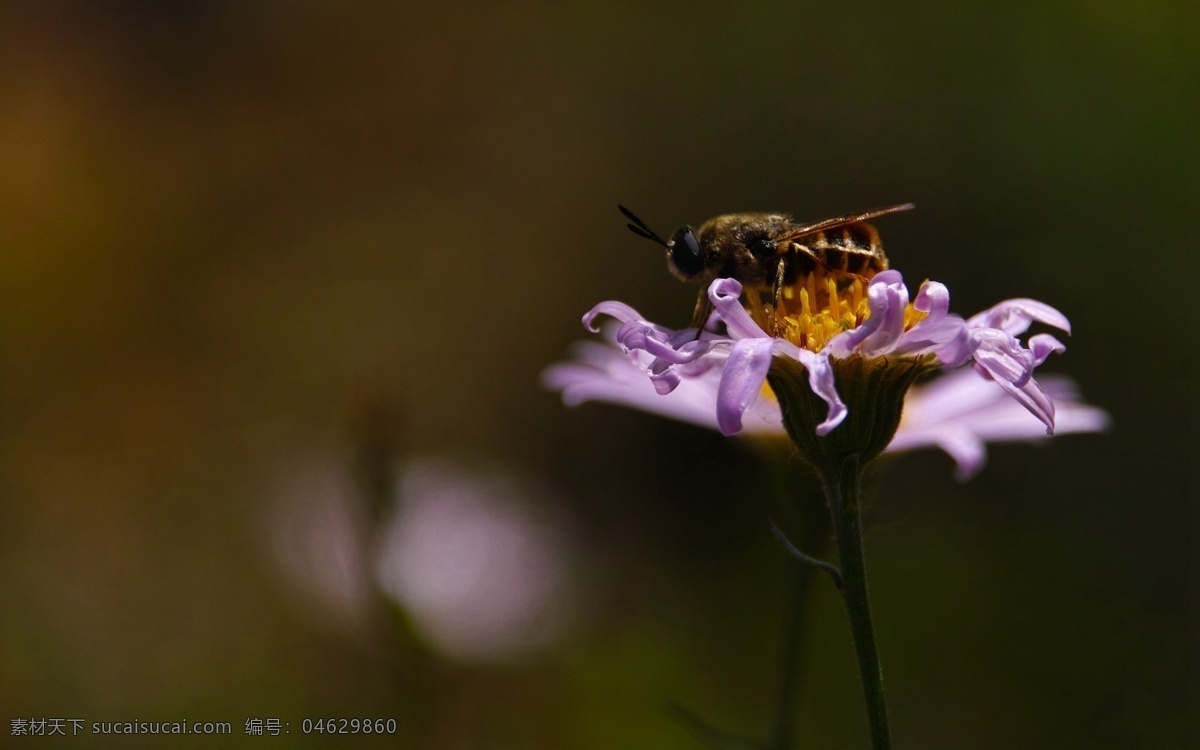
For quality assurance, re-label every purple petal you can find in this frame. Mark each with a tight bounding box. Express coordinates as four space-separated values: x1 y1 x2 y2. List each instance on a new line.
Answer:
870 269 904 286
967 298 1071 336
964 326 1062 431
583 300 646 331
970 329 1035 386
715 339 847 437
557 346 784 434
895 281 967 356
861 279 911 355
888 368 1109 479
797 350 848 435
541 335 784 433
717 338 776 435
984 369 1056 433
933 428 988 482
648 366 682 395
913 280 950 319
827 271 908 357
620 326 714 366
931 326 974 367
1028 333 1066 366
708 278 771 340
897 319 968 357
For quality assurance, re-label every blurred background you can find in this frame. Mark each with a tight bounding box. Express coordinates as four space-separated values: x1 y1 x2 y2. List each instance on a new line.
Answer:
0 1 1192 747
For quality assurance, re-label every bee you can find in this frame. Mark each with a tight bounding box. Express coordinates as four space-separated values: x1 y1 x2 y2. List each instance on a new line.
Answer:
618 203 914 330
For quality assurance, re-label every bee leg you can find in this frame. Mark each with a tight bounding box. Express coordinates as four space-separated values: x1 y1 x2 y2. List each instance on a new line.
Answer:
770 258 787 337
689 287 714 339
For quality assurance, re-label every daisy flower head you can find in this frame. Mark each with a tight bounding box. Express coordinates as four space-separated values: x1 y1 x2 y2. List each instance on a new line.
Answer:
550 225 1102 472
543 337 1108 481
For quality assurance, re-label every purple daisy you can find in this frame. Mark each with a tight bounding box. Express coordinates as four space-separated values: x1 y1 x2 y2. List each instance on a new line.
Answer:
545 271 1107 477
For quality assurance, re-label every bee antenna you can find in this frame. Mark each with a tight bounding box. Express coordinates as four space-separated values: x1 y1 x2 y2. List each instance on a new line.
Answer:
618 204 668 248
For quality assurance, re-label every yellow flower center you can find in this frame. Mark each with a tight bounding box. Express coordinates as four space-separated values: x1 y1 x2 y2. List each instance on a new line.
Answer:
744 272 929 353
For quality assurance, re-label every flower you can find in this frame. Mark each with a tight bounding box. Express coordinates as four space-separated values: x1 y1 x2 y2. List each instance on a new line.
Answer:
267 453 573 661
544 270 1107 478
885 366 1109 480
543 339 1107 480
375 458 572 662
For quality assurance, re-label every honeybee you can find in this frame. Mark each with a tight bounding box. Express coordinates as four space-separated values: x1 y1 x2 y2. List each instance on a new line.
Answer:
618 203 914 329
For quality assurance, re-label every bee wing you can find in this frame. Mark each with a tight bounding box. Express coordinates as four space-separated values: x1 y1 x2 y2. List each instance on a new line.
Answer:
773 203 915 243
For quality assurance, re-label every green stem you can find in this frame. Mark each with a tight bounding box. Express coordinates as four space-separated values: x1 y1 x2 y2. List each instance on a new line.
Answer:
822 456 891 750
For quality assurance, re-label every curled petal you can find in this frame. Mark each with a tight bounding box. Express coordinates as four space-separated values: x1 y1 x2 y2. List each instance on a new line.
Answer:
708 278 770 340
896 281 967 356
797 351 848 435
583 300 646 331
717 338 776 435
860 279 910 355
617 323 714 366
896 316 968 357
969 330 1057 432
1028 333 1066 366
871 269 904 286
970 329 1035 386
931 326 974 367
667 327 705 348
967 298 1071 336
715 340 847 437
647 360 682 394
827 271 909 357
989 374 1056 433
542 330 784 434
913 280 950 319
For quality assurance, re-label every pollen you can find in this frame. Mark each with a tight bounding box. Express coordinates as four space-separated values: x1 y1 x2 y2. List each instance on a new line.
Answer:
763 272 925 353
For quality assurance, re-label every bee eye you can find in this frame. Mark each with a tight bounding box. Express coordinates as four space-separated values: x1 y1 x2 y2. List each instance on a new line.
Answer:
668 227 704 278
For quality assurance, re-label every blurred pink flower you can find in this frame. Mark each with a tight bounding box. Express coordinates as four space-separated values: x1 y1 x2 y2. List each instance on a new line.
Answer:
375 459 571 662
268 455 573 661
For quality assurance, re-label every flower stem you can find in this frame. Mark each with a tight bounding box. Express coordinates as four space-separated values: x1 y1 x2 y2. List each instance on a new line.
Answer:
822 455 891 750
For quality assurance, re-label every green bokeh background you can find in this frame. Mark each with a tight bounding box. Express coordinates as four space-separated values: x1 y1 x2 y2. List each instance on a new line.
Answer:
0 1 1192 747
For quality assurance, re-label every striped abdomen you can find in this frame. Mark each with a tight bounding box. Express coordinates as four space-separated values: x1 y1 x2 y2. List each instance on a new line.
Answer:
787 222 888 280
